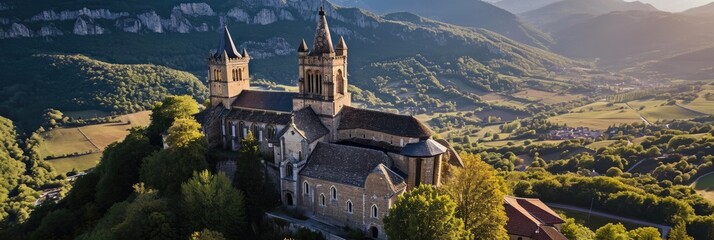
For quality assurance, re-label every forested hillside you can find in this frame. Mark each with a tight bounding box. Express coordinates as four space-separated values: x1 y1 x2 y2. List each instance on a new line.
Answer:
0 54 207 131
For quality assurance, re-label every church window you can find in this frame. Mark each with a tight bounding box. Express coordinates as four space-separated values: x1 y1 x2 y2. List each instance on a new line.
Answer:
331 186 337 200
238 68 242 81
259 130 263 141
320 194 326 206
337 69 344 94
239 122 245 138
266 125 276 140
371 205 378 218
231 124 236 139
346 201 353 213
285 164 293 178
251 124 260 140
303 181 310 194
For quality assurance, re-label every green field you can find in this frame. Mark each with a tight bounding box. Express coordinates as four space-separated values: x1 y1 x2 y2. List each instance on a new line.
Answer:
44 111 151 173
49 153 103 174
639 105 704 121
513 89 584 104
586 140 617 150
692 172 714 203
549 109 642 130
572 102 628 112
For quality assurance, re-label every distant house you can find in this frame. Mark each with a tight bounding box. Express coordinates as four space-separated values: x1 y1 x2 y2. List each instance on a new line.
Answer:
504 196 566 240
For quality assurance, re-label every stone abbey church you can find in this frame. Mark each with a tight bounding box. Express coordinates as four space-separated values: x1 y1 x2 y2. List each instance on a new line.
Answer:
197 8 463 239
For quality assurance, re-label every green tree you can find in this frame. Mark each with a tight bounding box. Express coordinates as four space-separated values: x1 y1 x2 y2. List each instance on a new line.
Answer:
234 132 278 220
669 222 693 240
559 217 595 240
94 128 156 208
605 167 623 177
181 170 248 238
146 95 199 145
383 185 471 240
627 227 661 240
141 119 208 194
595 223 629 240
442 153 508 240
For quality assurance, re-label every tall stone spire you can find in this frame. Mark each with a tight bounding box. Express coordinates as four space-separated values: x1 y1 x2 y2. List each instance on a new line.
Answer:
311 7 334 56
214 25 242 59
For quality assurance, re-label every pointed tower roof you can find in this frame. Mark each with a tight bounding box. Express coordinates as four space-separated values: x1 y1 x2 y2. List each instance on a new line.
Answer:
242 48 250 58
310 7 334 56
214 25 242 59
298 39 309 52
336 36 347 50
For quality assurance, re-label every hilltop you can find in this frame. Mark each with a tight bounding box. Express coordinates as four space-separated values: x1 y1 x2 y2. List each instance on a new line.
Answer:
521 0 659 32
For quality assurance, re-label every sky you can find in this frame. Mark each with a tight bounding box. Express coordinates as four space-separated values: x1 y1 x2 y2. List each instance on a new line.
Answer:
624 0 712 12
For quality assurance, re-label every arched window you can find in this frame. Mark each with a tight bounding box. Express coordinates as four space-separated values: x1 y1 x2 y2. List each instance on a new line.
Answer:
239 122 245 138
238 68 242 81
306 70 312 94
266 125 276 140
346 200 353 213
337 69 344 94
232 69 236 81
252 124 261 140
303 181 310 194
371 204 378 218
285 164 293 178
320 194 326 206
331 186 337 200
316 71 322 95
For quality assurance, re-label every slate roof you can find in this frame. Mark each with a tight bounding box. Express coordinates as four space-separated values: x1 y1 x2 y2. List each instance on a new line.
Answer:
298 39 309 52
504 196 566 240
195 103 230 125
300 142 392 187
213 25 242 59
400 139 447 157
310 7 335 56
293 107 329 143
339 106 433 138
336 138 403 153
232 90 297 112
226 109 292 125
374 164 407 194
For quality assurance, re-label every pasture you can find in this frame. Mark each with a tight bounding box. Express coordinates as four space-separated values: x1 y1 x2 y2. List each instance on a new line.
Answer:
692 172 714 203
548 109 642 130
43 111 151 173
513 89 583 104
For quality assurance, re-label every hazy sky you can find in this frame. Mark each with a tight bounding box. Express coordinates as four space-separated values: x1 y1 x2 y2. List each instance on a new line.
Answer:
624 0 713 12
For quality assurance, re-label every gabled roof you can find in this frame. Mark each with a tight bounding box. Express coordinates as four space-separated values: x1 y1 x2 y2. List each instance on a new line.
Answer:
300 142 392 187
400 139 447 157
516 198 565 225
338 106 433 138
435 139 465 167
292 107 329 143
232 90 297 112
504 196 566 240
310 7 334 56
213 25 242 59
226 109 292 126
373 164 407 195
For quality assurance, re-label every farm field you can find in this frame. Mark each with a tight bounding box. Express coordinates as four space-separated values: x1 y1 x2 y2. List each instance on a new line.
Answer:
692 172 714 203
638 105 704 122
572 102 628 112
681 88 714 115
43 111 151 174
513 89 584 104
481 140 565 148
548 109 642 130
586 140 617 150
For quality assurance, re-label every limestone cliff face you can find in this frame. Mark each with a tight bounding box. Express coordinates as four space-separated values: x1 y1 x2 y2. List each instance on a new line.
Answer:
0 0 370 39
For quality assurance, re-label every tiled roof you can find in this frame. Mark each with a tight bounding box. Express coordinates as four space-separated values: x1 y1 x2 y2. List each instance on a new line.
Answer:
400 139 447 157
232 90 297 112
293 107 329 143
336 138 403 153
339 106 433 138
375 164 407 194
226 108 292 125
516 198 565 225
300 142 392 187
504 196 566 240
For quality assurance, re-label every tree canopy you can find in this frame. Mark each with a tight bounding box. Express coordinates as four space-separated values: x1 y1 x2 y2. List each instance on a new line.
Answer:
181 170 248 238
383 185 471 240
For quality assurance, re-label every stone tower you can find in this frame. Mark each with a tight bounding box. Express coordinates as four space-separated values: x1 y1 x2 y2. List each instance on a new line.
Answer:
209 25 251 108
294 7 351 139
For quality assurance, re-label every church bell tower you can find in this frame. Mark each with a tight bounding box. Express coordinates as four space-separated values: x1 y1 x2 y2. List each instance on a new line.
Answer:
209 25 251 108
293 7 351 118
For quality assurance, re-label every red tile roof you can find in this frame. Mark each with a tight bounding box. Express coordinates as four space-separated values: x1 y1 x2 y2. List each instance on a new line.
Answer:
504 196 566 240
